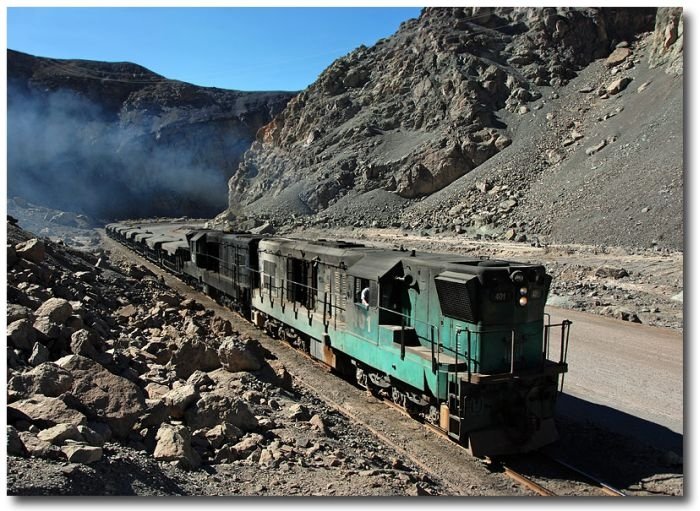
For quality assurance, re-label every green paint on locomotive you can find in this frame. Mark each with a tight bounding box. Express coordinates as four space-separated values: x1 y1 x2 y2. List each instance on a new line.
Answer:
252 240 565 410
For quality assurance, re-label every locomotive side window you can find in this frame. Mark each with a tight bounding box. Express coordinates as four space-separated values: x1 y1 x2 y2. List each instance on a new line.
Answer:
354 278 373 308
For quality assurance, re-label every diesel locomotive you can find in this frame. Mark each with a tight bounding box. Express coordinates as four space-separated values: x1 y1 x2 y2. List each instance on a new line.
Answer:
106 222 571 457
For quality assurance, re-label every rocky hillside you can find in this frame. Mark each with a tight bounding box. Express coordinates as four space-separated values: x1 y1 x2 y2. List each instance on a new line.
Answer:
7 50 295 219
401 7 684 250
220 7 683 251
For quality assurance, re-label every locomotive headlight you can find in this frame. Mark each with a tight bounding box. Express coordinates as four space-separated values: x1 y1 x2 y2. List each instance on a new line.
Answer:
519 296 528 306
511 271 526 284
519 287 528 296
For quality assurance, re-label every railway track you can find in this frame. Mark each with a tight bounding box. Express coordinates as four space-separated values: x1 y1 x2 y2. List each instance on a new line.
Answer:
496 454 627 497
376 390 625 497
356 380 626 497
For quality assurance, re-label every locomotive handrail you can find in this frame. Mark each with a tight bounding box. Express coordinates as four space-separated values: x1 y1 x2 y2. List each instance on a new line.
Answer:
430 326 436 373
467 330 471 382
559 319 572 392
192 247 571 376
250 267 350 317
375 305 458 362
454 329 473 382
372 304 559 372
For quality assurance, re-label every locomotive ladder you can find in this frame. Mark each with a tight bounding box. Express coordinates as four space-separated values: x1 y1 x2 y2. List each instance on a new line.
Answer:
446 329 469 442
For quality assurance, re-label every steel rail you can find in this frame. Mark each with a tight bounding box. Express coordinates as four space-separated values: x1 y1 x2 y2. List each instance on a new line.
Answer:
501 465 557 496
547 456 627 497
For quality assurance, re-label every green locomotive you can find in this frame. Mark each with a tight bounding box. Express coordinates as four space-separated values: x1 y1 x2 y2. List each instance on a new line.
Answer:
107 223 571 457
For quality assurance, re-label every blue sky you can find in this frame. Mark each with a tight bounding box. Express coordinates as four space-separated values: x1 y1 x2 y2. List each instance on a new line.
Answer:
7 7 422 91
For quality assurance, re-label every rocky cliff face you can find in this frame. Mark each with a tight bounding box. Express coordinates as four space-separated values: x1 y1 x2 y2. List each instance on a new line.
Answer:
648 7 683 75
7 50 295 219
225 7 656 218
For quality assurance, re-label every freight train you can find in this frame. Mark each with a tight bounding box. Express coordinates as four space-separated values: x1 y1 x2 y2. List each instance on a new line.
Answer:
106 222 571 457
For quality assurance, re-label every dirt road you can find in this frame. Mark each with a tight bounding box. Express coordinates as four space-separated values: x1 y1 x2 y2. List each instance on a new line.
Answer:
547 306 683 453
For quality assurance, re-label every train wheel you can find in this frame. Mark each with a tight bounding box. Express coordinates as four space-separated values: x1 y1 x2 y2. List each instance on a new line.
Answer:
391 386 407 409
426 405 441 427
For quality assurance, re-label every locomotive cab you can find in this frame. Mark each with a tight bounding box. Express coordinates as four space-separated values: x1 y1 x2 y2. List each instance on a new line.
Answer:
430 260 569 456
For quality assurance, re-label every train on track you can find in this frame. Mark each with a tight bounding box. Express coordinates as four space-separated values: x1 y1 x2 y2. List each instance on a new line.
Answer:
106 222 571 457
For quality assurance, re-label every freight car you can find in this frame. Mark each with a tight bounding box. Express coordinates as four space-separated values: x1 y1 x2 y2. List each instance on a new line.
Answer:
106 222 571 457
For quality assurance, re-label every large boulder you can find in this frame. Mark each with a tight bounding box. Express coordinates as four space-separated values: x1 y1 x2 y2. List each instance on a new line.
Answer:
137 399 169 429
186 370 214 390
15 239 45 264
144 382 170 400
184 393 258 431
163 384 199 419
32 317 62 339
153 424 201 470
70 329 100 359
18 431 63 459
34 298 73 324
218 337 263 372
8 396 87 428
7 319 37 351
287 403 311 421
7 426 28 457
267 360 294 390
168 339 220 379
210 316 234 336
7 304 34 324
37 423 83 445
77 424 106 447
61 444 103 464
595 266 629 279
205 422 242 449
55 355 146 438
230 433 265 459
606 76 632 95
7 362 74 401
28 342 50 366
605 47 632 67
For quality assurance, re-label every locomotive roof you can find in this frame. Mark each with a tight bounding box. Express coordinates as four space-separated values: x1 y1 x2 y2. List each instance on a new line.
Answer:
134 231 156 242
259 237 381 262
160 240 189 255
347 247 544 281
119 225 544 277
347 254 402 280
145 235 182 250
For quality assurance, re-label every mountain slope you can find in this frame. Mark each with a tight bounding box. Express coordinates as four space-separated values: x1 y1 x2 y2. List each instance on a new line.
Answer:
224 7 655 216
